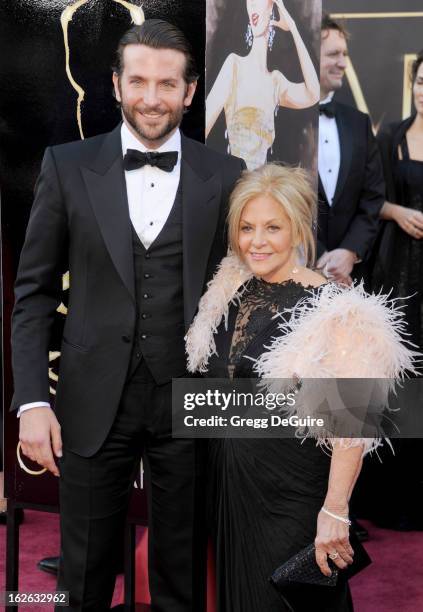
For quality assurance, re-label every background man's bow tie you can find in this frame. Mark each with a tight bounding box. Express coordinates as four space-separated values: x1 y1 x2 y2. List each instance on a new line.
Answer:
319 101 337 118
123 149 178 172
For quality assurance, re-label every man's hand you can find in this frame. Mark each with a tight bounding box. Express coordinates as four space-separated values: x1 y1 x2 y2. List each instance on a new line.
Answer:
19 407 62 477
317 249 357 284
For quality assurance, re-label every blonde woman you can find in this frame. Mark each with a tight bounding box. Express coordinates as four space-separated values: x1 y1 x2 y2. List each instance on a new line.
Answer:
206 0 319 170
186 164 415 611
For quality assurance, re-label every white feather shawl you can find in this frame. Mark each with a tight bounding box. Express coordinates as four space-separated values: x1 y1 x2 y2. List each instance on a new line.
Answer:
185 254 419 454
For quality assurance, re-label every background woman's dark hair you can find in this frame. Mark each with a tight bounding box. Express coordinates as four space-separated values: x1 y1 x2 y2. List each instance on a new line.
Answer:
411 50 423 84
112 19 199 84
321 12 350 40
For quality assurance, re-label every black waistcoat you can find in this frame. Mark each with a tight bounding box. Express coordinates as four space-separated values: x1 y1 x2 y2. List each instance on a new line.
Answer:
127 183 186 384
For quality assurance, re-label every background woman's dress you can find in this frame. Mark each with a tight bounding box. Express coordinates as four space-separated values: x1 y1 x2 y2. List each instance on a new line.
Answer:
373 133 423 349
358 120 423 531
224 57 276 170
207 278 353 612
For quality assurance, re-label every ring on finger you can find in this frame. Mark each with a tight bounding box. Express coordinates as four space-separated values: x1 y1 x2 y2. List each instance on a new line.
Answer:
328 551 339 560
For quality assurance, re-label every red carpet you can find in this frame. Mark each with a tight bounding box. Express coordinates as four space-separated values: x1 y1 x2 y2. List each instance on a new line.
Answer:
350 519 423 611
1 513 422 611
0 510 123 611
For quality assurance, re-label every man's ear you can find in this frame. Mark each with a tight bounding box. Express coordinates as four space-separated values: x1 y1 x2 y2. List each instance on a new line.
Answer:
184 80 198 108
112 72 122 103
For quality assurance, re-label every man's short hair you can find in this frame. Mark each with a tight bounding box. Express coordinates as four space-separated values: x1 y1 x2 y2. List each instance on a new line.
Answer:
321 13 350 40
112 19 199 84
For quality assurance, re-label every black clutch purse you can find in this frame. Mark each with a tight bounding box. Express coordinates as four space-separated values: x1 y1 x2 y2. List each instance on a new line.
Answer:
269 532 371 591
270 543 339 589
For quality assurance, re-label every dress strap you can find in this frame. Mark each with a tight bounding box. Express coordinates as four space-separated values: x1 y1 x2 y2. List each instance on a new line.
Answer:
226 55 239 118
400 136 410 161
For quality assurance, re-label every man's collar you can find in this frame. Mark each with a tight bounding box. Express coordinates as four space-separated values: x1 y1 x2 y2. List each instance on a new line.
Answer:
320 92 335 105
120 122 181 156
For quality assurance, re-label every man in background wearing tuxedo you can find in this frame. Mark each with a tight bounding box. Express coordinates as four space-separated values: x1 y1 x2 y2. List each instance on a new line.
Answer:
316 14 385 543
316 14 385 285
12 20 245 611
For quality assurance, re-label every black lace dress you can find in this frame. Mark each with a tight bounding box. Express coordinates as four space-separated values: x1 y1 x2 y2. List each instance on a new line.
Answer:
207 278 353 612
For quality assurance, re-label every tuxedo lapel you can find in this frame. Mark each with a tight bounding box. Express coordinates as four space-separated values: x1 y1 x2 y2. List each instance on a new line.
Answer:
181 136 222 329
81 124 135 302
332 105 353 207
318 174 326 201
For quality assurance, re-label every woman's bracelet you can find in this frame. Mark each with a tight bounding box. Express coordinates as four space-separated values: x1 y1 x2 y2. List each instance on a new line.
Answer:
321 506 352 526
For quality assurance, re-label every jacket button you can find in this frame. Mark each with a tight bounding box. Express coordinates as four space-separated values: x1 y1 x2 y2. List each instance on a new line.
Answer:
143 293 149 299
144 273 151 279
141 334 148 340
141 313 149 319
122 335 131 343
145 253 151 259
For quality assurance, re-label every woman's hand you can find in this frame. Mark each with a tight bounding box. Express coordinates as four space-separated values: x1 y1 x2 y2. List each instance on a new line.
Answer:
392 205 423 239
271 0 295 32
314 508 354 577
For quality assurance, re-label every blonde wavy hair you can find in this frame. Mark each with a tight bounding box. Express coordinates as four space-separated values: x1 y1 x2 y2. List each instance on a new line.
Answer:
227 163 317 266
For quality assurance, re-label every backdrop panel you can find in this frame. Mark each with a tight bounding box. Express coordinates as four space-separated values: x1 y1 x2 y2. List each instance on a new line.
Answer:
205 0 321 173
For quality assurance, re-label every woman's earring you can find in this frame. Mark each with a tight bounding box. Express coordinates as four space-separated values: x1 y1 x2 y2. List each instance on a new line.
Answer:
268 8 275 51
245 23 253 48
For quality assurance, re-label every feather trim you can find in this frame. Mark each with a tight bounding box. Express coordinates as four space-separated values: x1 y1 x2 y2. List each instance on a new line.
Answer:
185 254 252 372
255 282 419 380
254 282 420 455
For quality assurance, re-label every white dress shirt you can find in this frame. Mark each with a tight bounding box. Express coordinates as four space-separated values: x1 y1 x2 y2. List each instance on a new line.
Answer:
318 93 341 207
122 123 181 248
18 123 182 416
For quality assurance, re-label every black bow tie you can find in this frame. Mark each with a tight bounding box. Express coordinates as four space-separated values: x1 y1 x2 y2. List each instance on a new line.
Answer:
319 101 337 118
123 149 178 172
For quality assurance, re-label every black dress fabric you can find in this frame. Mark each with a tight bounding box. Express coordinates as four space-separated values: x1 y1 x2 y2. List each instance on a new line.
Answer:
207 278 353 612
373 134 423 350
356 122 423 530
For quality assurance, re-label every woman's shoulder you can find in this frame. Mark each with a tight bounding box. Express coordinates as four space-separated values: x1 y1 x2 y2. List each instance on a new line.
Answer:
281 281 408 341
377 117 414 145
255 281 419 380
233 53 260 74
218 53 240 76
293 268 326 289
226 53 243 67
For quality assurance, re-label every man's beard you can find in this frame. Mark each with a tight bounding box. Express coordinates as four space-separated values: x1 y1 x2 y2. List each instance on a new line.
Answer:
121 100 184 145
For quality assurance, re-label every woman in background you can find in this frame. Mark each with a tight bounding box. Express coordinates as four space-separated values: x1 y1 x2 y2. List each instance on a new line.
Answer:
206 0 319 169
374 51 423 350
367 51 423 532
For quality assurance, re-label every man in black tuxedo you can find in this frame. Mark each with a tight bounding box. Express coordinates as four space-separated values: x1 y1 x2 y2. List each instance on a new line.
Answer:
316 14 384 285
12 20 245 611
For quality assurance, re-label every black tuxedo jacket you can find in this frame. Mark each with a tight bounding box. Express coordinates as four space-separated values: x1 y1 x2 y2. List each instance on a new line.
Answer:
317 102 385 261
12 124 245 455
